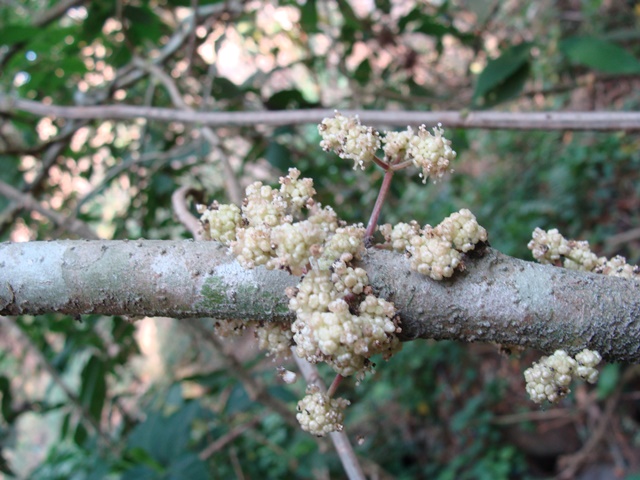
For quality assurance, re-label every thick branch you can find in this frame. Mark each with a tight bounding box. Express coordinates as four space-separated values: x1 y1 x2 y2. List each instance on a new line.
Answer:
1 240 640 362
2 97 640 130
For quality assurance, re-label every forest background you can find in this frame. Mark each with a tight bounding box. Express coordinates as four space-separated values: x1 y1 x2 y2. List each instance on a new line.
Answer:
1 0 640 478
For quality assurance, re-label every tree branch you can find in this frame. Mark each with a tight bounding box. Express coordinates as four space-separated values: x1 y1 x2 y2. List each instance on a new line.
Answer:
1 240 640 362
3 97 640 130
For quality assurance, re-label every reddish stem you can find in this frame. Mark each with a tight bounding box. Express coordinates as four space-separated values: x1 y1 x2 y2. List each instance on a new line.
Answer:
370 154 389 170
365 168 394 240
327 373 344 398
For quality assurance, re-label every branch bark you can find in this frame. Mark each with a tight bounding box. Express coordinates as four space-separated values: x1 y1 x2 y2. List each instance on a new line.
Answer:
2 97 640 130
1 240 639 362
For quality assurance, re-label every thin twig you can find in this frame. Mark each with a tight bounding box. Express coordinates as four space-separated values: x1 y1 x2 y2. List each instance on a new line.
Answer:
0 316 115 449
182 321 299 428
132 60 243 204
0 0 88 69
365 169 394 240
171 186 204 239
0 179 100 239
199 415 263 460
558 366 640 478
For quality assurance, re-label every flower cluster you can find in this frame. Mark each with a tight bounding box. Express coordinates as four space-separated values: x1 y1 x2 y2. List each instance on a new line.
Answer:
319 112 456 183
255 321 294 358
528 228 640 279
381 209 487 280
197 202 242 245
319 112 380 170
200 118 481 437
201 168 403 385
407 124 456 183
198 168 333 276
296 385 350 436
524 349 602 403
289 272 401 378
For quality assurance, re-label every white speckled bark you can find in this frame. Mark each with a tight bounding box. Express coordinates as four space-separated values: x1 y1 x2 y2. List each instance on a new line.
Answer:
1 240 639 362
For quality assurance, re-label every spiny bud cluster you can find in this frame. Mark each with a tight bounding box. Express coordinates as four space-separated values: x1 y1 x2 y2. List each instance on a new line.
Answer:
524 349 602 404
296 385 350 437
319 112 456 183
528 228 640 279
381 209 487 280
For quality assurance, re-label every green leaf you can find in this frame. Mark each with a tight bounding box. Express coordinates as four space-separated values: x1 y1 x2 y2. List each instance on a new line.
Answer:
354 58 372 86
415 16 450 38
336 0 360 27
478 62 530 108
224 383 253 414
127 401 202 464
264 89 316 110
473 42 532 101
61 412 71 439
375 0 392 14
211 77 243 99
300 0 319 33
265 140 293 171
597 363 620 399
472 43 531 108
79 356 107 421
74 422 88 446
560 36 640 74
1 25 42 45
0 376 13 423
124 6 165 46
398 6 421 32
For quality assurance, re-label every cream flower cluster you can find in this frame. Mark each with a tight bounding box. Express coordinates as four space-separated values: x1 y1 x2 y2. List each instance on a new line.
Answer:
289 270 401 378
528 228 640 279
407 124 456 183
197 202 242 245
296 385 350 437
317 225 366 270
200 169 403 382
255 321 294 358
524 349 602 404
379 221 420 252
319 112 456 183
213 318 250 337
382 209 487 280
319 112 380 170
201 168 331 276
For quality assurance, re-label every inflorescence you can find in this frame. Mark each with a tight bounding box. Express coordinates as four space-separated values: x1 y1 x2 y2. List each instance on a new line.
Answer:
528 227 640 280
198 112 611 434
319 111 456 183
198 113 484 435
524 349 602 403
522 227 640 403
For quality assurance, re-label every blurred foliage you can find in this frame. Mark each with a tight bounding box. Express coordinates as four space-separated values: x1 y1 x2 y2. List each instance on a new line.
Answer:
1 0 640 478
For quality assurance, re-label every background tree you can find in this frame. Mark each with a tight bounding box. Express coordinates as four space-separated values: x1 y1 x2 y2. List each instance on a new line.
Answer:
1 1 640 478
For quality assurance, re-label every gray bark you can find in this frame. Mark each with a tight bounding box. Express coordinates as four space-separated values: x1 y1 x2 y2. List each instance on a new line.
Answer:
1 240 640 362
2 97 640 131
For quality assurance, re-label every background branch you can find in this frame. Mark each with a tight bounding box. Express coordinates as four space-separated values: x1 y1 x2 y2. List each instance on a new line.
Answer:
3 97 640 130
